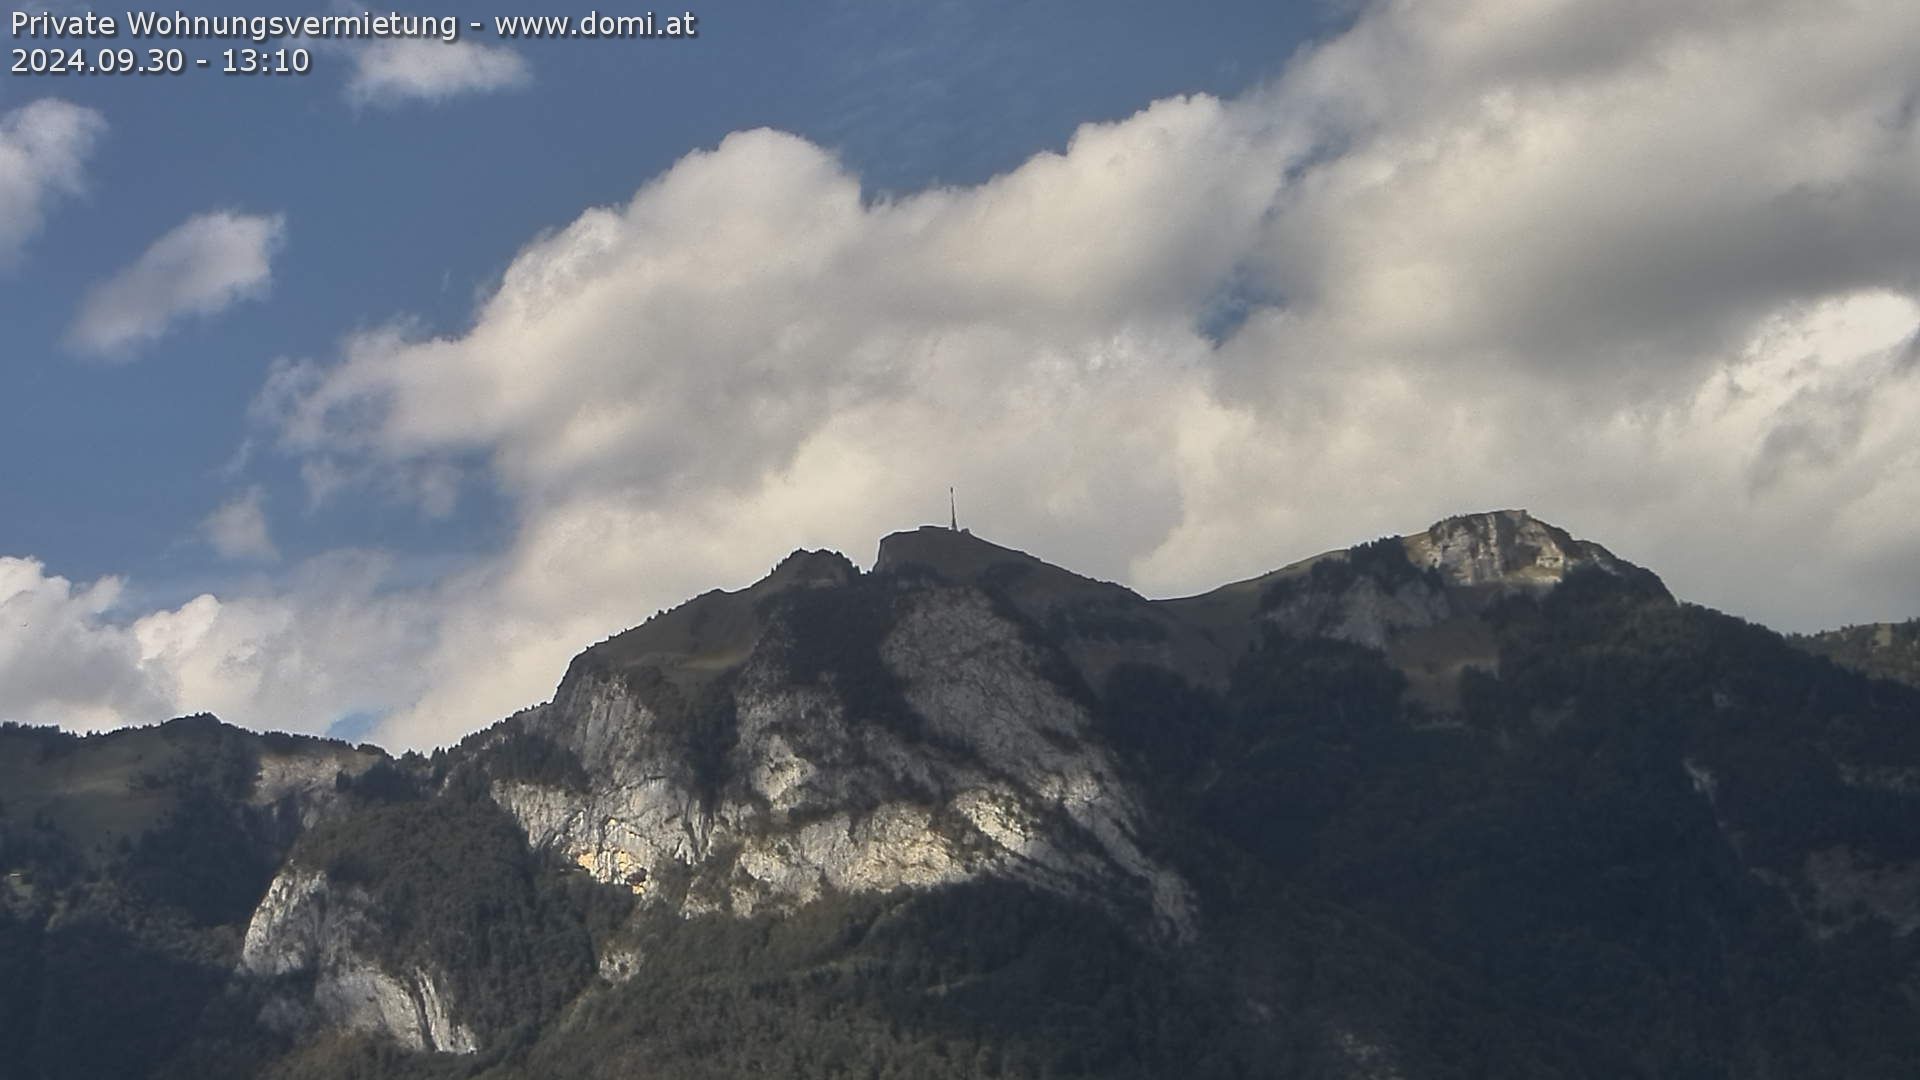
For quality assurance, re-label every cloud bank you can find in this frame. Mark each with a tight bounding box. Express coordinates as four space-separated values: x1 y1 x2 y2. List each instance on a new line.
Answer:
7 0 1919 748
0 99 106 267
0 559 167 730
67 210 287 359
0 553 437 736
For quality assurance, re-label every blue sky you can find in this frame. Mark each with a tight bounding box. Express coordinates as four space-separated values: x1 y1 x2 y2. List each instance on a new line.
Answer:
5 0 1919 747
5 0 1329 601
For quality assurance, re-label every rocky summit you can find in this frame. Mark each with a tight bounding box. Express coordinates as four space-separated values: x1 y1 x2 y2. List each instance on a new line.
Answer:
3 511 1919 1079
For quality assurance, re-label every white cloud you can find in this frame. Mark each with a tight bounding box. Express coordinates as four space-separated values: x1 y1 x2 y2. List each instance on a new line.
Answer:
0 559 166 730
202 487 278 562
1236 0 1920 388
67 210 286 359
0 99 106 267
0 550 441 736
284 0 1920 749
345 39 531 107
16 0 1920 749
125 551 440 736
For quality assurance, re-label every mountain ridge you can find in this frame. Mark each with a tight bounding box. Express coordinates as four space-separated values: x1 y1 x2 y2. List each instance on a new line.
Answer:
4 508 1918 1079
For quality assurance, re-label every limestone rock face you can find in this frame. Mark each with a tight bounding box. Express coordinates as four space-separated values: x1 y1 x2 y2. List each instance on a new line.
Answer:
1406 509 1638 591
248 743 382 832
237 868 478 1055
491 569 1192 936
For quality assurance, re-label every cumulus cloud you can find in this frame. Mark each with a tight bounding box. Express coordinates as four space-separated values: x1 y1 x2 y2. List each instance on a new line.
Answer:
124 551 440 735
0 559 167 730
0 99 106 267
202 487 278 562
16 0 1920 748
67 210 286 359
1237 0 1920 390
344 39 530 107
0 551 441 735
269 0 1920 748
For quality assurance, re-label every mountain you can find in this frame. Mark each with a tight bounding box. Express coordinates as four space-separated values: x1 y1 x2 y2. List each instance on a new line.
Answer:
3 510 1919 1079
1792 620 1920 689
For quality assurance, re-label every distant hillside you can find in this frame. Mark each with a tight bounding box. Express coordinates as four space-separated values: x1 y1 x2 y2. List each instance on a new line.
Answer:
1793 619 1920 688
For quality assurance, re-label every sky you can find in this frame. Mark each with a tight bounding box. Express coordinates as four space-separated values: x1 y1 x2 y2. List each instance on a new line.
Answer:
3 0 1918 749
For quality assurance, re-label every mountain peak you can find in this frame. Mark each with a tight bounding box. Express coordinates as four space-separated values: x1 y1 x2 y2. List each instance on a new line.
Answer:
874 525 1140 602
573 548 856 681
1406 509 1647 591
761 547 858 591
873 525 1036 579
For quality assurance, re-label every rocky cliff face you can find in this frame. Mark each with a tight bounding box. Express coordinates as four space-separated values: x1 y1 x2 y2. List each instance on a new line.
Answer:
1407 509 1639 591
238 868 478 1054
491 566 1191 936
249 740 384 834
